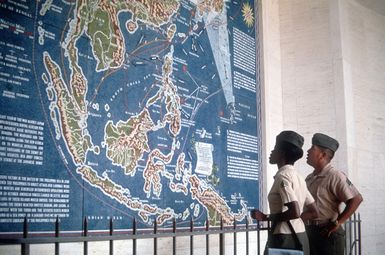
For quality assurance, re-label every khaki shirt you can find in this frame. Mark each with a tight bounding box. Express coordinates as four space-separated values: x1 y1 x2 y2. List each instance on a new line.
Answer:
268 165 315 234
305 163 360 221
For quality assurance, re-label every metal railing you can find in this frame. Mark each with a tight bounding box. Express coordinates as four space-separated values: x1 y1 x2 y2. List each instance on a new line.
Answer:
346 213 362 255
0 213 361 255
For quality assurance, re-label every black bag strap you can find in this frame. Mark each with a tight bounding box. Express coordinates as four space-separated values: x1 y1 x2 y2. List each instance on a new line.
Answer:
269 220 303 250
286 221 303 250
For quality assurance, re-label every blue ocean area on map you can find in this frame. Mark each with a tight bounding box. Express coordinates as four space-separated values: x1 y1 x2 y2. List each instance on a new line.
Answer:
0 0 260 233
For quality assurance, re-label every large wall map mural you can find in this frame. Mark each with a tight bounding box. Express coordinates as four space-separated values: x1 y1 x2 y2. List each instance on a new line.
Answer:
0 0 261 233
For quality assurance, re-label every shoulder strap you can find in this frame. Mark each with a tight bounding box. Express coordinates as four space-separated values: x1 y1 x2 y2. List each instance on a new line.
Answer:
269 220 303 250
286 221 303 250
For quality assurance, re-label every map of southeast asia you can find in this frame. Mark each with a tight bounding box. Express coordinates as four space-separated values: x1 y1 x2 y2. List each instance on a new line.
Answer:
0 0 260 232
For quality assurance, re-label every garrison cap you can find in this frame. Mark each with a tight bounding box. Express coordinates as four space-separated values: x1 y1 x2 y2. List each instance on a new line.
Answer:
276 130 304 149
312 133 339 152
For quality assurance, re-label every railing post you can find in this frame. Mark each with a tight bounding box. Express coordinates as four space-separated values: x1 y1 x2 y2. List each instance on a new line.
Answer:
154 219 157 255
353 213 357 255
83 217 88 255
173 218 176 255
206 218 209 255
219 217 224 255
246 217 249 255
346 214 352 254
133 218 137 255
257 220 261 255
233 218 237 255
55 216 60 255
109 217 113 255
190 218 194 255
21 216 29 255
358 213 362 255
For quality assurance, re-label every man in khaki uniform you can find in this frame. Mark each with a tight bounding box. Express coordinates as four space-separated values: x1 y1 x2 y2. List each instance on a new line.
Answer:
304 133 363 255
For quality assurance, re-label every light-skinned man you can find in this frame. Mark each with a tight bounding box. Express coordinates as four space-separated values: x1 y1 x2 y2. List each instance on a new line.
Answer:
303 133 363 255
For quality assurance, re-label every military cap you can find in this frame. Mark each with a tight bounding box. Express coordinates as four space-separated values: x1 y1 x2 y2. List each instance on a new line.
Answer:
276 130 304 149
312 133 339 152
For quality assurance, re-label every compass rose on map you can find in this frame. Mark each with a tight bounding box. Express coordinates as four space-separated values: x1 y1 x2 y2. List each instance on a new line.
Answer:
242 3 254 27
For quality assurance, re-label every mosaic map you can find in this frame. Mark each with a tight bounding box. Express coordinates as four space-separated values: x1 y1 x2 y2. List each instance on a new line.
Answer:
0 0 260 232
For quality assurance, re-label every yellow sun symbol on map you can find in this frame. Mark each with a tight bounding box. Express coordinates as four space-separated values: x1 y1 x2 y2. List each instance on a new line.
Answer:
242 3 254 27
